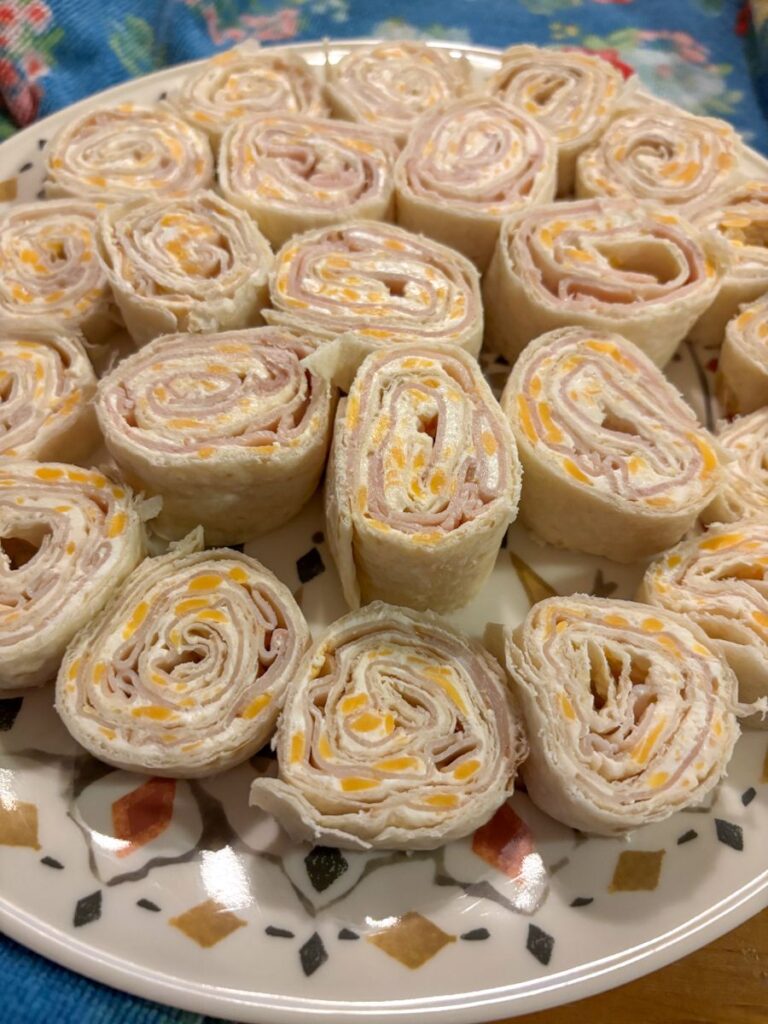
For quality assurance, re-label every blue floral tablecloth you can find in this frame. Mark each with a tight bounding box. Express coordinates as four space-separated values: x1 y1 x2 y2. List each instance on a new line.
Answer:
0 1 767 1022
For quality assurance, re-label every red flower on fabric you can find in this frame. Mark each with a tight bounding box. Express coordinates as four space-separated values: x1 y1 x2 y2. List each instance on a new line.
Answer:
23 1 52 33
735 2 752 36
0 4 18 29
0 58 18 87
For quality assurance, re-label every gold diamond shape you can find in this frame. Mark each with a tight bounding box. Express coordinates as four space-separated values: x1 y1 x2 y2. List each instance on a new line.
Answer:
509 552 558 606
0 801 40 849
609 850 665 892
169 899 246 948
367 911 455 969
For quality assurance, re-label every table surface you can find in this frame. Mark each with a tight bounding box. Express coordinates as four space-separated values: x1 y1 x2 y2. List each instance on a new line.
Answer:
502 909 767 1024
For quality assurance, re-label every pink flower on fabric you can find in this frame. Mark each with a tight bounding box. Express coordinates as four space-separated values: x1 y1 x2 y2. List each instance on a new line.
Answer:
23 1 51 33
4 80 40 125
241 8 299 42
22 51 48 81
200 5 244 45
591 0 634 4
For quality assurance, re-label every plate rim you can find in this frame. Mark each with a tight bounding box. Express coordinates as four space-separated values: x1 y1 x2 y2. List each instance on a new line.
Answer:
0 36 766 1024
2 869 767 1023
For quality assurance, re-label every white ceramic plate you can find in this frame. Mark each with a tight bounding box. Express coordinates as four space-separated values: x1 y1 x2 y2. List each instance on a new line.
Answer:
0 40 766 1024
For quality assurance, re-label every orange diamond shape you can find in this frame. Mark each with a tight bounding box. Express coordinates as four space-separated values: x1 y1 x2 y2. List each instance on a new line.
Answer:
472 803 535 879
0 801 40 849
367 912 455 969
111 777 176 858
169 899 246 948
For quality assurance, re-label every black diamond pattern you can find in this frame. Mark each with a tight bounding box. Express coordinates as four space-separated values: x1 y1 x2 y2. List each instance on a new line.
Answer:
73 891 102 927
304 846 349 892
461 928 490 941
715 819 743 851
299 932 328 976
40 856 63 870
19 162 33 173
265 926 294 938
526 924 554 966
337 928 359 940
570 897 594 908
312 531 324 544
296 547 325 583
37 139 47 149
0 698 23 732
677 829 698 845
741 787 756 807
136 899 160 912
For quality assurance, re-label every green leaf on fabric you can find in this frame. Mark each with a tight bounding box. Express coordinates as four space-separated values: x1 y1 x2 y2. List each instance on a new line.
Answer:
0 116 16 142
33 27 65 61
109 16 163 78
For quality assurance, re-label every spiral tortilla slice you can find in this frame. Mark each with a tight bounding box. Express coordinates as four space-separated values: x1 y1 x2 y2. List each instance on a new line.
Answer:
219 113 398 249
172 44 328 149
0 324 99 463
0 199 115 344
266 220 482 387
325 41 472 147
395 96 557 271
483 198 723 366
687 180 768 347
501 326 722 562
98 190 273 346
96 326 334 546
640 521 768 724
327 344 521 613
718 296 768 415
250 601 527 850
44 103 214 203
0 462 145 690
56 530 310 777
703 408 768 525
575 108 744 208
485 45 625 195
499 595 742 835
